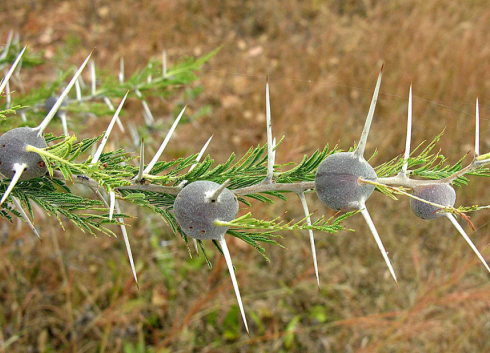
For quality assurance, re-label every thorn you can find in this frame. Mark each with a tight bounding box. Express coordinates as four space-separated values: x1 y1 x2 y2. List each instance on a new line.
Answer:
128 122 140 149
0 30 13 61
298 192 320 289
218 237 249 335
354 65 383 159
446 214 490 273
109 190 115 221
177 135 213 187
12 196 41 240
135 138 145 182
359 205 398 287
75 79 82 102
90 59 96 96
0 163 26 206
476 97 480 157
92 91 129 164
35 49 94 136
401 83 413 175
19 109 26 122
193 238 200 256
143 105 186 175
119 57 124 84
116 200 139 287
59 112 69 136
265 78 274 184
0 45 26 96
135 89 155 126
207 179 231 202
5 79 11 109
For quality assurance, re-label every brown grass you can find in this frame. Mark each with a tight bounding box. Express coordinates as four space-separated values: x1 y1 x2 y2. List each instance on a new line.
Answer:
2 0 490 352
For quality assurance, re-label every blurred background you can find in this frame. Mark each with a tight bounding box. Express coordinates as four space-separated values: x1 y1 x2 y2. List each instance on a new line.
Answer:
1 0 490 352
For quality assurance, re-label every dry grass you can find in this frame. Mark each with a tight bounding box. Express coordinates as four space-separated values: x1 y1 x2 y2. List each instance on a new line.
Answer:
2 0 490 352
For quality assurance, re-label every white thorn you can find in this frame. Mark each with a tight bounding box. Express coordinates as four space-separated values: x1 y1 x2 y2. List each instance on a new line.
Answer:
177 135 213 187
5 79 10 109
147 63 152 84
92 92 129 164
190 135 213 173
354 65 383 158
0 163 26 206
446 214 490 273
119 57 125 84
135 89 155 126
103 96 115 110
193 238 199 256
90 60 96 96
401 83 413 175
298 192 320 289
218 237 249 335
116 200 139 286
75 79 82 102
0 30 13 61
59 111 69 136
476 97 480 157
162 50 167 77
359 205 398 286
135 138 145 181
265 79 274 184
12 31 19 46
35 50 93 136
207 179 231 202
109 190 115 221
105 98 125 133
143 105 186 175
12 196 41 239
128 122 140 148
78 73 86 89
0 45 26 96
19 110 26 122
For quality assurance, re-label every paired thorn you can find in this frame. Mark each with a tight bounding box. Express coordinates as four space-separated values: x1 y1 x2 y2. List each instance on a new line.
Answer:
218 237 249 335
207 179 231 203
475 97 480 157
446 214 490 273
36 50 94 136
359 205 398 287
401 83 413 176
0 45 26 96
354 64 383 159
298 192 320 290
12 196 41 240
92 91 129 164
143 105 186 176
0 163 26 206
